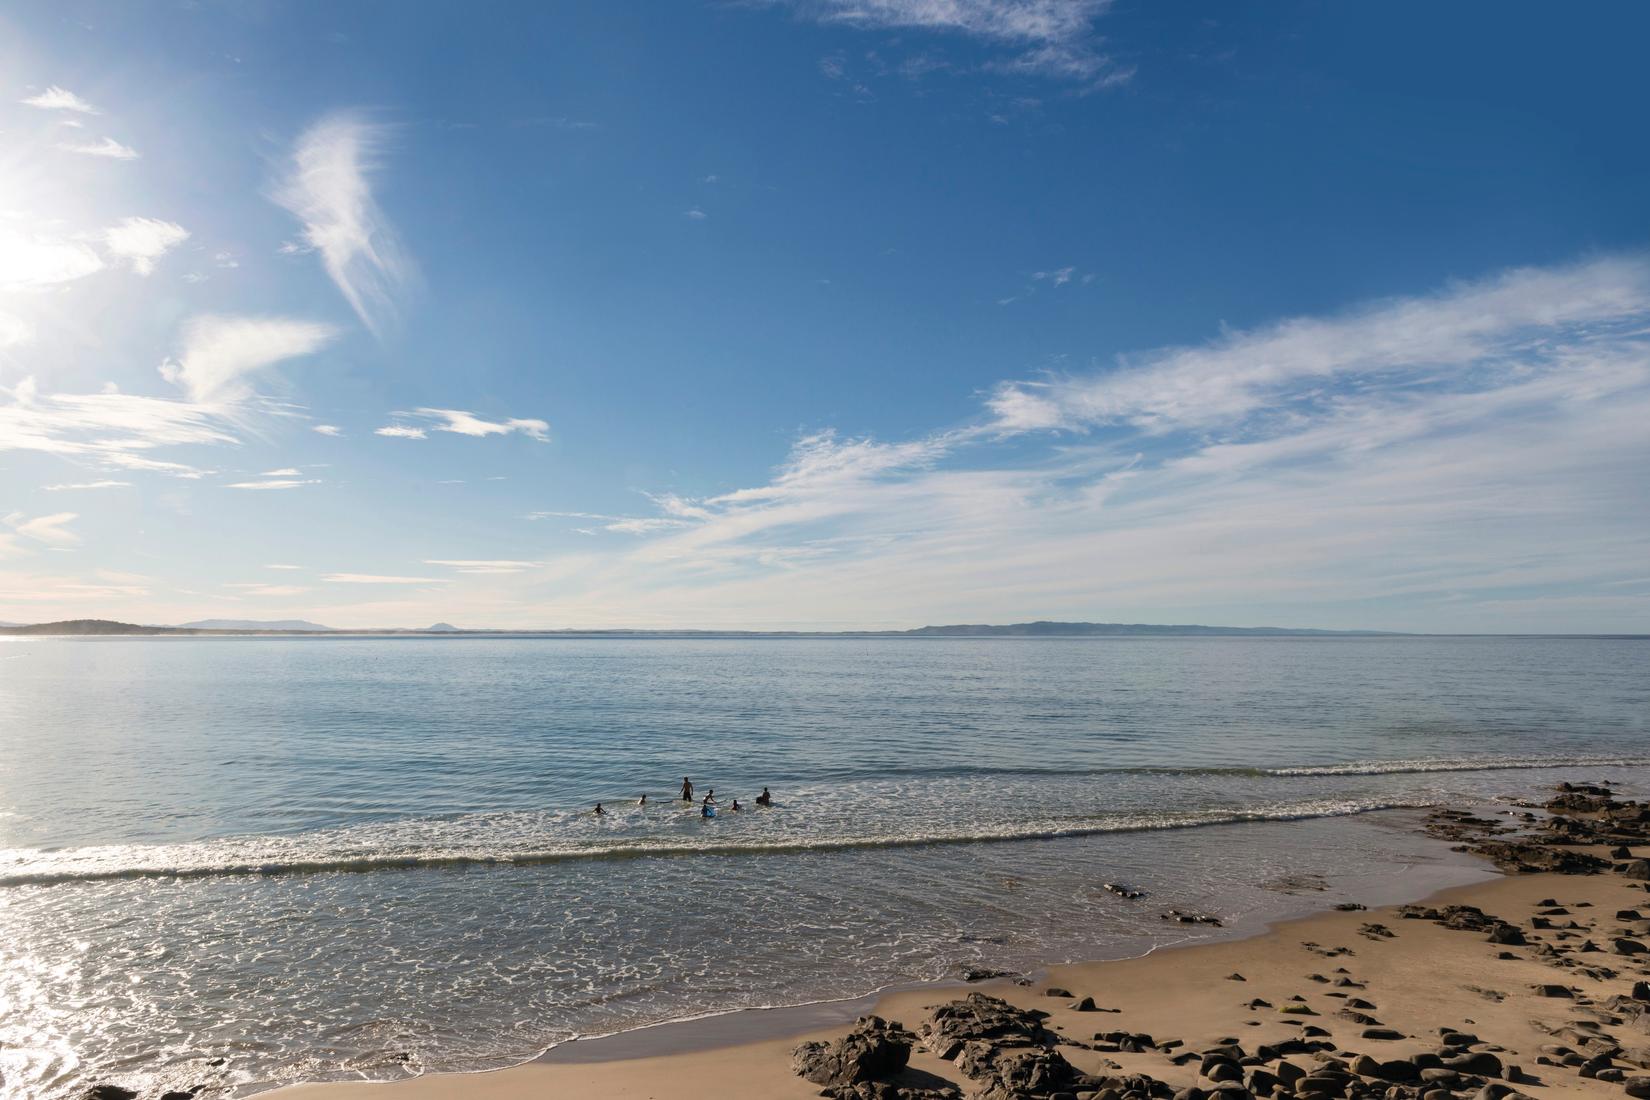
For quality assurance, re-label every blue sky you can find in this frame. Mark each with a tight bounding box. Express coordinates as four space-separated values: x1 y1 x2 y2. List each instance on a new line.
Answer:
2 0 1648 631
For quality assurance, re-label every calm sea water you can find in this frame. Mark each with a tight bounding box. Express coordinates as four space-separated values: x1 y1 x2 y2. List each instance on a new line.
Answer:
0 635 1646 1098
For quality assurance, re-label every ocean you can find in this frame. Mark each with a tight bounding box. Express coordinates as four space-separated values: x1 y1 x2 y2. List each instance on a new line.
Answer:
1 635 1646 1098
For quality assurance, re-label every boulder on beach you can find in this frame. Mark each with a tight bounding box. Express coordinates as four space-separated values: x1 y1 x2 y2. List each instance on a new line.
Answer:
792 1015 915 1088
920 993 1056 1060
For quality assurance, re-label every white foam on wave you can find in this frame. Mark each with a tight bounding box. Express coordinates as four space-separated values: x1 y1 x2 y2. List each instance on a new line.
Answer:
0 796 1437 887
1262 754 1650 776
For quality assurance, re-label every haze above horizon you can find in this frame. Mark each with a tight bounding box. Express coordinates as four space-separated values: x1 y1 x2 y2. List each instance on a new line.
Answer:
2 1 1648 633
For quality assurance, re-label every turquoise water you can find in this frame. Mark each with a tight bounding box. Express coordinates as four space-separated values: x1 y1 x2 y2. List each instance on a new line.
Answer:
0 635 1646 1098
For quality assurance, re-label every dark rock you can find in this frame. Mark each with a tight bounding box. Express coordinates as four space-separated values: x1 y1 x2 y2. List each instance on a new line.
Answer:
792 1017 915 1088
921 993 1055 1059
962 966 1014 982
1074 996 1099 1012
1206 1062 1244 1083
1444 1051 1503 1077
1047 987 1075 999
1624 1077 1650 1099
1616 939 1648 956
1362 1028 1405 1041
1532 984 1573 998
1227 973 1247 982
960 1043 1083 1099
86 1089 139 1100
1486 925 1526 946
1621 861 1650 881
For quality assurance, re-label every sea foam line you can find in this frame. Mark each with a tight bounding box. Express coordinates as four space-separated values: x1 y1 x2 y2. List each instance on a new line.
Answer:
0 798 1437 888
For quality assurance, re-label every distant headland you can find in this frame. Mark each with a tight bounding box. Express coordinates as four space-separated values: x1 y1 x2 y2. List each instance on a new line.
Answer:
0 618 1401 638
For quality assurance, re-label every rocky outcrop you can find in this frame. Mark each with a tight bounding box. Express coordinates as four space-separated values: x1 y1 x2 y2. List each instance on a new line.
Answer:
919 994 1056 1060
794 1016 917 1089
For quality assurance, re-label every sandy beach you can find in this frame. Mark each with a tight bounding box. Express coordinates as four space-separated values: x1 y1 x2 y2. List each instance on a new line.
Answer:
269 788 1650 1100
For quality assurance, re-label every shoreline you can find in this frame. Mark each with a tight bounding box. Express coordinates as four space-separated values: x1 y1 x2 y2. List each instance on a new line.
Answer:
261 795 1650 1100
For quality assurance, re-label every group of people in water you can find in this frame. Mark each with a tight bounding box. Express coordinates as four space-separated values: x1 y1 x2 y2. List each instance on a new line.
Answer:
591 778 772 819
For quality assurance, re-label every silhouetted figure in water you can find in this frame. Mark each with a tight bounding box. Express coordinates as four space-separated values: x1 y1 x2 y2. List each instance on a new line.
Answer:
755 786 772 807
680 777 694 802
593 803 606 816
637 793 648 807
730 799 742 812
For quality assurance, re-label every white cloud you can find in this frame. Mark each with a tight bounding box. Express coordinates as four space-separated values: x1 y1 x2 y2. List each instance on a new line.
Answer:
313 424 343 436
685 208 708 220
265 564 303 570
158 314 336 404
5 512 81 547
322 573 446 584
1 377 234 477
790 0 1118 82
223 582 310 597
425 559 544 574
22 86 99 113
377 408 549 441
272 113 414 336
102 217 190 275
988 256 1650 434
43 480 130 491
261 468 302 477
0 225 104 290
59 136 139 160
225 479 321 490
476 254 1650 633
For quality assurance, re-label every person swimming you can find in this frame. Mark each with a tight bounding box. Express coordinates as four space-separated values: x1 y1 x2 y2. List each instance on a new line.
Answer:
730 799 741 812
637 793 648 807
593 803 606 816
680 777 694 802
755 786 772 807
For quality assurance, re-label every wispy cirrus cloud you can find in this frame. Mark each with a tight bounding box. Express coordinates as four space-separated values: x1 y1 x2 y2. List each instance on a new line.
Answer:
5 511 81 547
2 313 333 479
223 582 310 597
322 573 446 584
59 136 139 160
508 255 1650 633
102 217 190 275
224 479 321 490
158 314 336 404
986 256 1650 434
21 85 99 113
424 559 544 574
312 424 344 436
43 480 130 491
272 112 415 336
782 0 1121 83
376 408 549 441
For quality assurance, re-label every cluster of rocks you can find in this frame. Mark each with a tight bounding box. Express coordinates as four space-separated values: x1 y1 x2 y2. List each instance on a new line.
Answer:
1167 1032 1529 1100
795 783 1650 1100
794 994 1180 1100
1425 784 1650 879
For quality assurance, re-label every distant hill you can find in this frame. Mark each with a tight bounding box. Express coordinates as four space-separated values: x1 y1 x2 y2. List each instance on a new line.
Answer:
897 621 1397 637
425 622 462 632
0 619 183 636
174 619 334 632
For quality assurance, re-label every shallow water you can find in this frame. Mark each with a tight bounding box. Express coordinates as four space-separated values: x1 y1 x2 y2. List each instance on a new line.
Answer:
0 635 1646 1098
